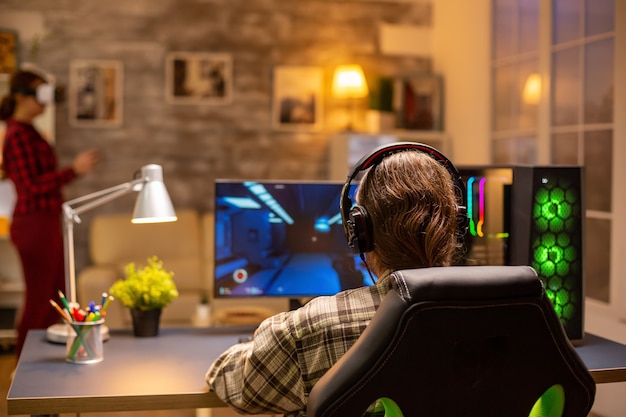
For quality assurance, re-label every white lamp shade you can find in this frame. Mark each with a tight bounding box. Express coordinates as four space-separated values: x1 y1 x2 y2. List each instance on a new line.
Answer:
131 164 177 223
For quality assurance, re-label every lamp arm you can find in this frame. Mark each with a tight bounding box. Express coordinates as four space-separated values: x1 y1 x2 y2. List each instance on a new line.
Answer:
62 177 144 303
63 178 145 223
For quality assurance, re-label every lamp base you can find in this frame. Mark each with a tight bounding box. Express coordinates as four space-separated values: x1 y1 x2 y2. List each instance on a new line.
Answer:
46 322 110 344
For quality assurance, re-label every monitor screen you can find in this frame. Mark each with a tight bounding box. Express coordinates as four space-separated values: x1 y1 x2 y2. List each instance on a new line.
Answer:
213 180 370 298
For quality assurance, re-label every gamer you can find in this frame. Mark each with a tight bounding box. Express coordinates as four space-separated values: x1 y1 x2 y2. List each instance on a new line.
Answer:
205 142 467 416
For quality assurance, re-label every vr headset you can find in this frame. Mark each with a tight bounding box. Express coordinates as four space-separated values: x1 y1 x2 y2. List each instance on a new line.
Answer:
14 84 64 104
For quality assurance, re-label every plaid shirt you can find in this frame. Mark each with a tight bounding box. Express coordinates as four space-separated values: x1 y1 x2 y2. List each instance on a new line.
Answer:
1 118 76 215
206 271 393 417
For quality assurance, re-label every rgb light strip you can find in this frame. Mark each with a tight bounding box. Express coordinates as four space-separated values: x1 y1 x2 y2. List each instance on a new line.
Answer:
466 176 486 237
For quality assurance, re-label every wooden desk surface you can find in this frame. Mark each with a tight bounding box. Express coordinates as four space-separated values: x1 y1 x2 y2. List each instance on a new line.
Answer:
7 327 251 415
7 329 626 415
576 333 626 384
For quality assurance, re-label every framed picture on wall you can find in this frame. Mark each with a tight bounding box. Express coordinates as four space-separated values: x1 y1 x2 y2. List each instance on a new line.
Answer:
272 66 323 131
69 60 123 128
0 29 18 74
165 52 232 105
394 74 443 131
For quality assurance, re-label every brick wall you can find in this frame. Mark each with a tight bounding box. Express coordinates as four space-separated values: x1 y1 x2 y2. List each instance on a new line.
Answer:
2 0 432 271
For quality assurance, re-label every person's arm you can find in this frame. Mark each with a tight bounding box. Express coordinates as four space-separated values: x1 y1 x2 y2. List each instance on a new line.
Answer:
3 130 76 196
206 312 307 415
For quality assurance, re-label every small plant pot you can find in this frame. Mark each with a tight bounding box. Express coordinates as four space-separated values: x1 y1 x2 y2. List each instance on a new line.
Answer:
130 308 162 337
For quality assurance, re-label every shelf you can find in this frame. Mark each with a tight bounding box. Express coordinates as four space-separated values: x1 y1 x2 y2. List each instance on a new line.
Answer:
328 131 451 180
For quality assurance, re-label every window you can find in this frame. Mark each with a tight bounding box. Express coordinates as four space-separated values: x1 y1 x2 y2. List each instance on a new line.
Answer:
491 0 616 303
491 0 540 164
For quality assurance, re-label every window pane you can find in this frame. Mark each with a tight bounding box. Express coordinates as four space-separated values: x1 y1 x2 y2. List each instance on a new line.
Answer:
553 0 581 44
493 136 536 164
584 39 614 124
493 0 516 59
551 132 579 164
511 136 537 164
585 0 615 36
585 217 611 302
519 0 539 53
492 138 513 164
519 59 539 130
584 130 612 211
493 64 515 131
552 47 580 126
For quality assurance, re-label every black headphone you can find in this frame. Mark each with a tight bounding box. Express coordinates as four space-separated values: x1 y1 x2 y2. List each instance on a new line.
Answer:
339 142 468 255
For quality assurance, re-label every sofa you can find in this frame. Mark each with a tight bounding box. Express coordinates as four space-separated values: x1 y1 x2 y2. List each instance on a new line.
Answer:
77 209 287 329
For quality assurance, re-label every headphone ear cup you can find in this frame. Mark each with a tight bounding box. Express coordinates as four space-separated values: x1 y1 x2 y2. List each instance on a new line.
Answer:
347 205 374 254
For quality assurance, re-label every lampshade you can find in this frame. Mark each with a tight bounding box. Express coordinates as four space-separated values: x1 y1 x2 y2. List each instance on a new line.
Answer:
332 65 369 99
131 164 178 223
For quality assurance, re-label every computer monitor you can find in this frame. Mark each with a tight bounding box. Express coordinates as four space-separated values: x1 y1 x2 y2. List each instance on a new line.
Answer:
213 180 370 301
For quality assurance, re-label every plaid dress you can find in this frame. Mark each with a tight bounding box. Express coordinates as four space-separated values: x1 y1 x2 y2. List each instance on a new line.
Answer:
2 117 76 215
206 271 393 416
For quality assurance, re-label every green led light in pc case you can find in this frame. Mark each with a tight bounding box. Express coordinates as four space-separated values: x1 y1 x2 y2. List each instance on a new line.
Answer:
512 166 584 341
460 165 584 342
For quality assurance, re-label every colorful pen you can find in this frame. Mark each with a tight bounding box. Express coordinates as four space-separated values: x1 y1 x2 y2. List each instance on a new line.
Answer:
101 295 114 313
57 290 75 322
49 299 73 323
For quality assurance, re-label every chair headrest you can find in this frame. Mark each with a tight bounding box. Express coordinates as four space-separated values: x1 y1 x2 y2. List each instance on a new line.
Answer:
391 265 543 303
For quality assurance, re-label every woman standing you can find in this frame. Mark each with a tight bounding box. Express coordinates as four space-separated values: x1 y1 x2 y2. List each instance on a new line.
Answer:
1 70 100 358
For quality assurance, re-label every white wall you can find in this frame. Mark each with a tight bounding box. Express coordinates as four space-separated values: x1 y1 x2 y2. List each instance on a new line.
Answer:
432 0 491 165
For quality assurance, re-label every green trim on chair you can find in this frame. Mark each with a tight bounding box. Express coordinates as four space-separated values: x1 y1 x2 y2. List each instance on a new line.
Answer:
529 384 565 417
379 397 404 417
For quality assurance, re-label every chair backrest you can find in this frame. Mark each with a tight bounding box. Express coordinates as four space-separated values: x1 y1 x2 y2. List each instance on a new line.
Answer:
307 265 595 417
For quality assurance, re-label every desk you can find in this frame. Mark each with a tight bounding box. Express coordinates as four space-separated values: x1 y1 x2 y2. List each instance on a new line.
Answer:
7 329 626 415
7 327 248 415
577 333 626 384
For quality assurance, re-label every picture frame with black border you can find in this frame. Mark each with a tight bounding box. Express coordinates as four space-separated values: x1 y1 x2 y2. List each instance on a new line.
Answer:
165 52 233 105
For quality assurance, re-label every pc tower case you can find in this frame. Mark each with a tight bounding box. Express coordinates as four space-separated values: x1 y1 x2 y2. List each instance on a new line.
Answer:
460 166 584 341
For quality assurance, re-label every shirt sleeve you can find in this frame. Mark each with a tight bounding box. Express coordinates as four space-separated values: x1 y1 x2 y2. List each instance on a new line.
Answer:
206 312 307 415
3 128 76 196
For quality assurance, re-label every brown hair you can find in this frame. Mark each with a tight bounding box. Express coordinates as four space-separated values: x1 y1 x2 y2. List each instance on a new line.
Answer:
357 151 461 270
0 70 47 120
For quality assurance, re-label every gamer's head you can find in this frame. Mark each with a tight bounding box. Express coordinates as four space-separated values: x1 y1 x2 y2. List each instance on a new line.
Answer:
0 70 55 121
349 149 464 277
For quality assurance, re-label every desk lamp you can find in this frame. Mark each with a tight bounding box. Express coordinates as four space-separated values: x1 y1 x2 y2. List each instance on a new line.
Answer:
46 164 177 342
332 64 369 131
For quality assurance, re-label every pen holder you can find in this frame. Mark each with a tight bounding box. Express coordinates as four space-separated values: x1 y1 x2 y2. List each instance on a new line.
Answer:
66 319 104 364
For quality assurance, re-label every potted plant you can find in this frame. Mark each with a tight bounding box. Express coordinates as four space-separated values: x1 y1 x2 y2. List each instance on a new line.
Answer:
109 256 179 337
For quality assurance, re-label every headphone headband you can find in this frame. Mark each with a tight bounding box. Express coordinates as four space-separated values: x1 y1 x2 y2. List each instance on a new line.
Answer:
350 142 455 177
340 141 468 254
